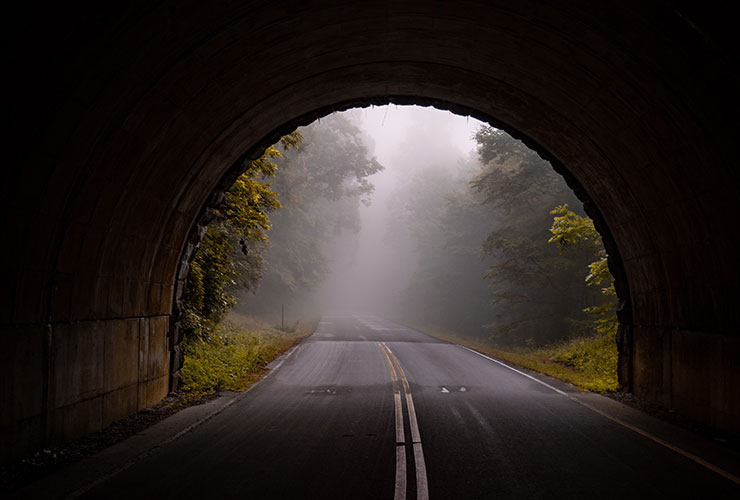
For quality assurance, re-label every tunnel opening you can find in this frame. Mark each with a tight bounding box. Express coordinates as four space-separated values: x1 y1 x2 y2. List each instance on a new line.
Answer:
171 101 632 396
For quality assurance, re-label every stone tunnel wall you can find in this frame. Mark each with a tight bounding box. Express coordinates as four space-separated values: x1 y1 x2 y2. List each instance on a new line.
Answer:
1 318 169 460
2 1 739 463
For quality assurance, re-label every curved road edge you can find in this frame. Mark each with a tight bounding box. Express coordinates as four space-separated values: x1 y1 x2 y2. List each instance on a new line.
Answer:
9 343 307 500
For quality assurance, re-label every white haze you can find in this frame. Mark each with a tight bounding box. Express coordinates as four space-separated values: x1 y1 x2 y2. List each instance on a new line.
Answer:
316 105 485 315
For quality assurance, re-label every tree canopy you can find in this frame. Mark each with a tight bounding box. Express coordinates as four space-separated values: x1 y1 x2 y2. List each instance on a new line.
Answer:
384 124 610 346
233 113 384 317
549 204 617 336
181 133 301 340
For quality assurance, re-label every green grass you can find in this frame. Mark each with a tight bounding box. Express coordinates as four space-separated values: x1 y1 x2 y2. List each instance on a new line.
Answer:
180 319 313 395
403 322 618 393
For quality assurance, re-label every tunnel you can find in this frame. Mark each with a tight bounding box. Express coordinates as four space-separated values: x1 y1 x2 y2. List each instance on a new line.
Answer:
2 1 739 463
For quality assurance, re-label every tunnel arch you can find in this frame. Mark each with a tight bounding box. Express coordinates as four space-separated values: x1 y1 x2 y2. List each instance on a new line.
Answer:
3 1 738 462
170 96 634 390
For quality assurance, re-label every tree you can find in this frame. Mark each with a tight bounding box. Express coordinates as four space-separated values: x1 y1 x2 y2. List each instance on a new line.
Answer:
471 126 600 346
181 133 301 340
385 154 494 336
235 112 384 317
380 125 605 346
548 204 617 336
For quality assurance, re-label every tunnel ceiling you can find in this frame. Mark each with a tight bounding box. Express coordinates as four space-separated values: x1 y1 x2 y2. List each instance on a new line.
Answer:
4 1 739 338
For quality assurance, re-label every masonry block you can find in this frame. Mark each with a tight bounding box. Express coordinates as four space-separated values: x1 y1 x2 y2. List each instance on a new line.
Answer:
136 316 170 410
50 396 103 445
146 316 169 381
672 331 740 433
632 326 669 405
103 319 139 393
141 375 170 410
51 322 104 409
671 330 711 423
711 334 740 433
0 415 44 465
102 384 138 427
0 327 45 428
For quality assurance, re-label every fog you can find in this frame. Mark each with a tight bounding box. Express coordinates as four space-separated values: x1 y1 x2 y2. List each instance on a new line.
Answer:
315 106 482 315
234 104 604 346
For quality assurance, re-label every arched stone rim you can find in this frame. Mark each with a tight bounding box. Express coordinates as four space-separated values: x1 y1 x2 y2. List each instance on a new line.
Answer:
169 95 633 390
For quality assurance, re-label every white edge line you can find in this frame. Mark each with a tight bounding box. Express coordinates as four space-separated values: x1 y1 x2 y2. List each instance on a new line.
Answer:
461 346 567 396
461 345 740 486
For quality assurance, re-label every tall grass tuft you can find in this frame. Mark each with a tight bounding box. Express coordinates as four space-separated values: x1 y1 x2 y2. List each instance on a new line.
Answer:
181 322 306 394
537 333 618 392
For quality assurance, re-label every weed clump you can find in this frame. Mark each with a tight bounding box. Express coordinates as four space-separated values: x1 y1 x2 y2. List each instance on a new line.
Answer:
538 333 618 392
181 322 305 394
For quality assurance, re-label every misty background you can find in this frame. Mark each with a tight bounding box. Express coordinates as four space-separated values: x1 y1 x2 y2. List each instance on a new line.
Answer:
231 105 606 347
310 106 481 316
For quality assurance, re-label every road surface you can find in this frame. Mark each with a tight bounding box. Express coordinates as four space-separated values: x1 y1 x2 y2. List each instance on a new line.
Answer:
71 315 738 499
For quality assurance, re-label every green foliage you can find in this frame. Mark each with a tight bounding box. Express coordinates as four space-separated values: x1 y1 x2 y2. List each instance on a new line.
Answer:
181 228 238 339
471 127 562 212
548 204 601 252
180 322 303 394
548 204 617 336
543 333 618 391
386 124 606 346
220 132 302 249
239 113 384 315
218 160 280 244
471 126 599 346
182 132 302 341
473 126 532 166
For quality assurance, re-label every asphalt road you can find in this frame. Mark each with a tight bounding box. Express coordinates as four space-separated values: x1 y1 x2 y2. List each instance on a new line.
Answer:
75 315 738 499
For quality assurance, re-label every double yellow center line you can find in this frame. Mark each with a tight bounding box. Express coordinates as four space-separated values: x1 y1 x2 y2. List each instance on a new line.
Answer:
378 342 429 500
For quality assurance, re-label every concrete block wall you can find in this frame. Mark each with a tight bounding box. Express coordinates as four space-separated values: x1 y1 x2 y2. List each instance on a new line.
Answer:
0 317 169 461
632 327 740 434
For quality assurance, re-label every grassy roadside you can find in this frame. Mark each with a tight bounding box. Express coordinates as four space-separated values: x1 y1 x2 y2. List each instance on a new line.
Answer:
180 314 316 397
398 321 617 393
